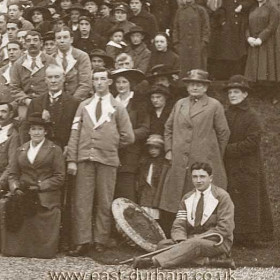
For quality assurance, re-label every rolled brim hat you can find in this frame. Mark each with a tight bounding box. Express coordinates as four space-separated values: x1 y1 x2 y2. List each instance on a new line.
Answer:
124 25 148 41
110 68 146 84
146 134 164 148
81 0 101 6
26 6 52 22
182 69 211 84
147 64 180 81
223 75 251 93
27 112 52 127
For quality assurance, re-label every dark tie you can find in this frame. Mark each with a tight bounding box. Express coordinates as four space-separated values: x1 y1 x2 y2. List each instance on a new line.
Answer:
31 57 37 70
194 192 204 227
95 97 102 121
62 53 68 71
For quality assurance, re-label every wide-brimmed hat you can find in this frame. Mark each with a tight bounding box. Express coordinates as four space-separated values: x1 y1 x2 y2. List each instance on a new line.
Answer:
147 64 180 81
66 3 87 14
124 25 147 40
27 112 52 127
182 69 211 84
113 2 129 13
26 6 52 22
146 134 164 148
223 75 251 93
148 84 171 98
90 49 114 67
110 68 145 84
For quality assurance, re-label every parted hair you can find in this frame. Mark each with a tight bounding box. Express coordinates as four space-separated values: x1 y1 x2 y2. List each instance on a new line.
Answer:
191 162 213 176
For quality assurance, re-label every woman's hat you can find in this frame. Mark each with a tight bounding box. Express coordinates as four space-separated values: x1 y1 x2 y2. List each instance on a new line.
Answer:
99 0 113 8
81 0 101 6
148 84 171 98
182 69 211 84
146 134 164 148
110 68 146 84
223 75 251 93
27 112 52 127
147 64 180 81
26 6 52 22
124 25 147 41
90 49 114 67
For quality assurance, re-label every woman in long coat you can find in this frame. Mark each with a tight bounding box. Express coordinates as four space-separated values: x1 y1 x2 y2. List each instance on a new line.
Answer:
2 113 65 258
245 0 280 83
111 69 150 202
172 1 210 76
224 75 274 246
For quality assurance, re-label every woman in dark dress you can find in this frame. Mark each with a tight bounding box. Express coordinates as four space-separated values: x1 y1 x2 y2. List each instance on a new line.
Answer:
224 75 274 247
2 113 65 258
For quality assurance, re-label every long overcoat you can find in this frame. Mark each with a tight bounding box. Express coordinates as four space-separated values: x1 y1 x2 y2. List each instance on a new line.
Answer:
172 4 210 75
160 94 230 213
224 99 273 238
245 1 280 82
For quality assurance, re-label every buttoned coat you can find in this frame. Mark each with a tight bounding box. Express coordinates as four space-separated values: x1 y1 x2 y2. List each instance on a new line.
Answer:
9 53 57 104
160 95 230 213
171 184 235 253
9 139 65 209
67 94 135 167
53 47 92 101
172 4 210 75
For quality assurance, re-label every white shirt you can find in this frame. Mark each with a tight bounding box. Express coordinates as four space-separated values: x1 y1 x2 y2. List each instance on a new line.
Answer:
27 138 45 164
56 47 74 71
49 90 62 103
146 163 153 185
25 52 44 74
0 123 13 144
191 185 212 220
115 91 134 108
2 62 12 84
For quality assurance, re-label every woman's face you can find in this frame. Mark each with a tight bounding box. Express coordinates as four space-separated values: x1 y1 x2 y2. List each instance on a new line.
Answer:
60 0 72 10
154 35 168 52
29 125 46 144
84 1 98 14
130 0 142 15
114 10 127 22
227 88 248 105
100 5 111 17
115 76 131 95
32 10 43 23
150 93 166 109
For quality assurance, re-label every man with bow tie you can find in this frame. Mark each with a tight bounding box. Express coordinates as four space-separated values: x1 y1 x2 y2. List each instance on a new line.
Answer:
133 161 235 269
53 26 92 101
158 69 230 234
9 30 56 141
67 67 134 256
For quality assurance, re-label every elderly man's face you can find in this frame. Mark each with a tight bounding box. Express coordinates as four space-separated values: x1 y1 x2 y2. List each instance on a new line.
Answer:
228 88 248 105
187 82 208 98
192 169 212 192
45 67 65 93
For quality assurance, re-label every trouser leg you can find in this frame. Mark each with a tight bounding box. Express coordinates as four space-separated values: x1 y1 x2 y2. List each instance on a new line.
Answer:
154 238 226 268
71 162 96 245
115 172 137 202
93 162 116 245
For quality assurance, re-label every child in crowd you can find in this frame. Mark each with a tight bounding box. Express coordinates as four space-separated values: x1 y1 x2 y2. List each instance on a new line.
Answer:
106 27 127 59
138 134 165 221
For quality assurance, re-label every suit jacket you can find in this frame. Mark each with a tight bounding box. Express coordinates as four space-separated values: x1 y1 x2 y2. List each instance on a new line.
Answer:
21 92 79 147
171 184 235 252
10 53 57 104
67 94 135 167
53 47 92 101
9 139 65 209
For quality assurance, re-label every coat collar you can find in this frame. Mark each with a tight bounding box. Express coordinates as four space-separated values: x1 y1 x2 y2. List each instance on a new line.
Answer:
184 185 219 227
21 52 46 75
228 98 249 111
55 47 78 74
189 94 209 118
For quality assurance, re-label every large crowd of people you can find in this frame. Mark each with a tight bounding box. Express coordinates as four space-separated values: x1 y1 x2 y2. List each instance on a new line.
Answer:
0 0 276 267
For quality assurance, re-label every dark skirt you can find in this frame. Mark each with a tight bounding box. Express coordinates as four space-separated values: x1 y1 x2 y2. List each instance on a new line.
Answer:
1 205 61 258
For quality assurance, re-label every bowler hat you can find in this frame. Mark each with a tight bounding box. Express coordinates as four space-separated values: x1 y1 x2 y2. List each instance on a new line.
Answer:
26 6 52 22
148 84 171 98
223 75 251 93
27 112 52 127
124 25 147 40
90 49 114 67
147 64 180 81
146 134 164 148
111 68 145 84
182 69 211 84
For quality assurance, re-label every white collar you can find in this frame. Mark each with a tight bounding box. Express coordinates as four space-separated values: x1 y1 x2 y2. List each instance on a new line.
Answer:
49 90 62 99
30 138 45 149
107 40 127 48
26 52 42 62
115 91 134 108
0 123 12 144
195 184 212 197
58 47 73 58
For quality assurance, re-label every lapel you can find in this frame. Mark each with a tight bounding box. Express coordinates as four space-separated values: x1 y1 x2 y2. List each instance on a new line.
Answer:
32 139 53 169
22 53 45 75
189 94 209 118
1 64 10 84
179 98 193 125
65 49 77 74
184 191 196 227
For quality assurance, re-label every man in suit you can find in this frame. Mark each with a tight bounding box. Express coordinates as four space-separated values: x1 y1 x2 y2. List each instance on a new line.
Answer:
54 26 92 101
67 67 134 255
134 161 235 268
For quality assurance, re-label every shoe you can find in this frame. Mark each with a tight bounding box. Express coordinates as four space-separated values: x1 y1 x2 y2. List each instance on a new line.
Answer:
94 243 106 253
208 257 236 269
133 257 154 269
67 244 90 257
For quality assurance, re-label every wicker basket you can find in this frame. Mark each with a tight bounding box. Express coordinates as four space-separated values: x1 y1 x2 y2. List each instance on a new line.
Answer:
112 198 166 252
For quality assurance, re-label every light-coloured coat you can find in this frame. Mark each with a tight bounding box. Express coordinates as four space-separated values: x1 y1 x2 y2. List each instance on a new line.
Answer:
160 95 230 213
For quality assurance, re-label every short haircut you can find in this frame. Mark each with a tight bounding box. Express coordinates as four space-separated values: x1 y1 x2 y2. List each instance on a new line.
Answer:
45 64 64 75
54 26 73 37
0 102 13 112
8 3 24 11
115 52 133 63
26 30 42 40
191 162 212 176
93 67 111 77
7 40 23 50
7 19 22 29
